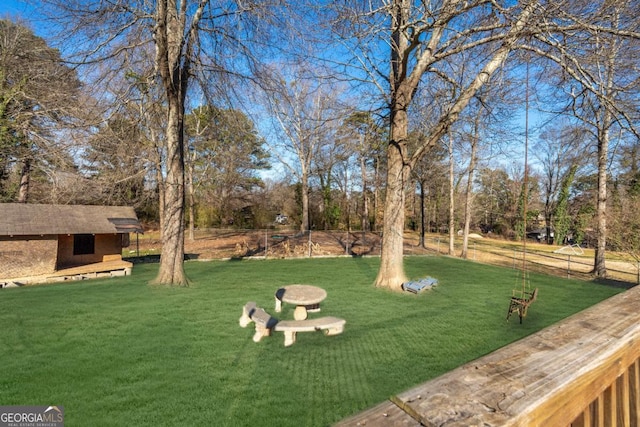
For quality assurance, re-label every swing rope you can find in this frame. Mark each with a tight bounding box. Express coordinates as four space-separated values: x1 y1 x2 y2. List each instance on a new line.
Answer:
507 53 538 323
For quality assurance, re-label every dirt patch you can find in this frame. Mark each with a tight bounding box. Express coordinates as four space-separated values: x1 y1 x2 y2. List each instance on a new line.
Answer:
134 230 394 259
130 229 639 285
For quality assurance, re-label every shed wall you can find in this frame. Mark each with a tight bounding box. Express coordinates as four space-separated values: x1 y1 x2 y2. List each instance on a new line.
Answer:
57 234 123 268
0 236 58 278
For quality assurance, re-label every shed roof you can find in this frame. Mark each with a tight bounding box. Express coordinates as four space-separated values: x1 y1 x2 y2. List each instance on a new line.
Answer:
0 203 144 236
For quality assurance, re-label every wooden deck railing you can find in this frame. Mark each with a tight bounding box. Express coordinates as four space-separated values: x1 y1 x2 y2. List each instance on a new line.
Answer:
337 285 640 427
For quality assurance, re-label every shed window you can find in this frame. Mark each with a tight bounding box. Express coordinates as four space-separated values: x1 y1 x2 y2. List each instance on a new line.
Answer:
73 234 95 255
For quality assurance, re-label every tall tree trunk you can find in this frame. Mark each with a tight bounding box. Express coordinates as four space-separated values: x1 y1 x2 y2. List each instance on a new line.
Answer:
155 160 165 239
375 132 409 290
151 0 204 286
187 151 195 242
374 0 411 290
448 134 455 255
17 158 30 203
594 119 610 278
419 179 426 248
154 99 188 285
461 119 479 259
373 156 380 231
344 167 351 252
374 0 535 290
360 154 368 232
300 172 310 232
592 17 620 279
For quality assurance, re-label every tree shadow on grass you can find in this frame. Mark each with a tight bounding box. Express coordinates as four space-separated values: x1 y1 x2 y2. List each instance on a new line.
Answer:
593 277 637 289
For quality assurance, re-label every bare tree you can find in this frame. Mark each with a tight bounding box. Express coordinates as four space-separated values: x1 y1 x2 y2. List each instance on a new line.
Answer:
459 82 519 257
410 132 448 246
104 62 168 225
475 166 519 236
184 105 269 232
338 111 386 234
0 19 83 203
446 133 457 255
460 115 480 259
152 1 207 285
260 64 343 232
36 0 283 285
527 1 640 278
576 33 633 278
83 113 153 207
609 142 640 265
533 123 589 245
325 1 541 290
325 0 640 290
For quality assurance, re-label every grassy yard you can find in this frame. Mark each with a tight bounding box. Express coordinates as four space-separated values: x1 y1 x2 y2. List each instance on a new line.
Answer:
0 256 625 426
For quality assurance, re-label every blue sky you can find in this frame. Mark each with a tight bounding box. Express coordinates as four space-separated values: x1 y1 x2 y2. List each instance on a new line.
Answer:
0 1 48 36
0 0 31 16
0 0 547 178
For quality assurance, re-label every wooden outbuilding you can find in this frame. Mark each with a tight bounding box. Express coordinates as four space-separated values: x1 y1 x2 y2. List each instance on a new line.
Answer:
0 203 143 285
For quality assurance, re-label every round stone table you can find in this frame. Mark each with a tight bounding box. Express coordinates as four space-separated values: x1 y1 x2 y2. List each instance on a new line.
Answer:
274 284 327 320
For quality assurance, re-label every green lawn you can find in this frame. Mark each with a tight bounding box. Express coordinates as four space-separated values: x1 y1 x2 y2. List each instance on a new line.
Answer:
0 256 624 426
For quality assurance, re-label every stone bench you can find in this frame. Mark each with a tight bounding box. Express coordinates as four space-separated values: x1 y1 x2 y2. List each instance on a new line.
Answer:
276 316 346 347
239 302 346 347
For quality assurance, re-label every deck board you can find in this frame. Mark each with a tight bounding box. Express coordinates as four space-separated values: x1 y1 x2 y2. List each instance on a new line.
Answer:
48 260 133 278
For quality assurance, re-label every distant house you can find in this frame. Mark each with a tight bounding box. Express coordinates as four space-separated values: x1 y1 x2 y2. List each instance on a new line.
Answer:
0 203 143 285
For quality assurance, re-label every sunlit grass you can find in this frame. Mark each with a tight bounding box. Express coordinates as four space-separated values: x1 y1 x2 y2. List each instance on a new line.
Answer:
0 256 624 426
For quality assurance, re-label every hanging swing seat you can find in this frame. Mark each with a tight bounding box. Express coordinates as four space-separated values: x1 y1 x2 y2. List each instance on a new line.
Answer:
507 287 538 323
